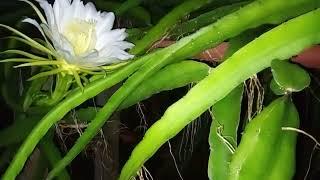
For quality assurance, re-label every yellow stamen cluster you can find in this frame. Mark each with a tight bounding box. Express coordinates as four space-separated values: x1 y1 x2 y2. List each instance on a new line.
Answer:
63 19 97 55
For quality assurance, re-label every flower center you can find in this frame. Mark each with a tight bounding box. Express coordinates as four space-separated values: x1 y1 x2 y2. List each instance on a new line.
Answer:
63 19 97 55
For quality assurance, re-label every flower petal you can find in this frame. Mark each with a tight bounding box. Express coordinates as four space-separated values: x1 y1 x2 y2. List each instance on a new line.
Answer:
84 2 98 20
96 12 115 34
35 0 55 27
96 29 128 50
53 0 71 31
71 0 85 19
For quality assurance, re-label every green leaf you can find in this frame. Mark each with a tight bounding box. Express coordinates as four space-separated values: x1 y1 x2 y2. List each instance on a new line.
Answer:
270 78 286 95
119 60 211 109
208 85 243 180
64 107 99 124
271 59 311 93
266 100 299 180
228 97 289 180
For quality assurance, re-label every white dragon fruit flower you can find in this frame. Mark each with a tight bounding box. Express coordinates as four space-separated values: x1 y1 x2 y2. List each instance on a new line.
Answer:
24 0 134 68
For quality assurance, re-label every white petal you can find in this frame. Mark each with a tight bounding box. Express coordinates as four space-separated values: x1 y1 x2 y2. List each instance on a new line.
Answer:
59 6 73 30
41 24 65 50
71 0 85 19
110 29 128 41
35 0 55 27
86 57 119 66
53 0 71 31
45 28 75 58
57 37 74 54
96 12 115 34
113 41 135 49
84 2 98 20
96 29 128 50
111 49 134 60
53 0 60 25
99 47 133 61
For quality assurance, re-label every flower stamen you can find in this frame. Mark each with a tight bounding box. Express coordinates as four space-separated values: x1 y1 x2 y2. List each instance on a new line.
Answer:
63 19 97 55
